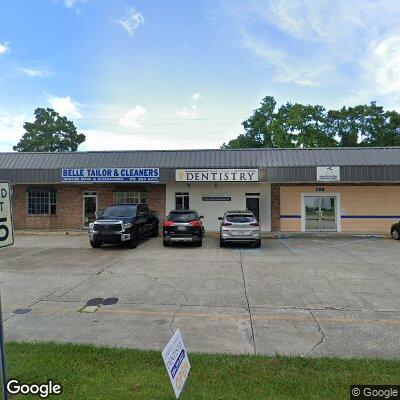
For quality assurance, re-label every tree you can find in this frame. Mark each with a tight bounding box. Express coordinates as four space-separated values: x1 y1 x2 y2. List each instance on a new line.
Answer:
222 96 296 149
13 108 85 152
285 103 337 148
222 96 400 149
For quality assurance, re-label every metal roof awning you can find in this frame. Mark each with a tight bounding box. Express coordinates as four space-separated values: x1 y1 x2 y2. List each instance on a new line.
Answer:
0 147 400 184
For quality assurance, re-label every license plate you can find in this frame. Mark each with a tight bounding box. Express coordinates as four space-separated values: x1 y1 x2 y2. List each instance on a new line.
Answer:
177 226 187 231
232 231 250 236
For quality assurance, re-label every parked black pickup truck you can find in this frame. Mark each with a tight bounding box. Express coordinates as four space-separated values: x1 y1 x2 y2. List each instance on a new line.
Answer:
88 204 159 248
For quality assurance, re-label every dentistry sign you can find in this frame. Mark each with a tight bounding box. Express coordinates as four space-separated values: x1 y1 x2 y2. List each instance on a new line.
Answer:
61 168 160 182
175 168 259 182
317 166 340 182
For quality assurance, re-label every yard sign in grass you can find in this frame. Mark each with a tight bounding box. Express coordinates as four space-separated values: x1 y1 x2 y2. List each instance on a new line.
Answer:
0 181 14 400
162 330 191 399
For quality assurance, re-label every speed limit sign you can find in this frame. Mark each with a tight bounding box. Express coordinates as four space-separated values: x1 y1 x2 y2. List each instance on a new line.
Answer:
0 181 13 400
0 182 13 248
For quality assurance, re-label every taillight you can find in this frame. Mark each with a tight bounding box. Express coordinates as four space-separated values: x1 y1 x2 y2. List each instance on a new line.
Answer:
222 222 232 226
164 220 174 227
189 220 201 227
250 222 259 226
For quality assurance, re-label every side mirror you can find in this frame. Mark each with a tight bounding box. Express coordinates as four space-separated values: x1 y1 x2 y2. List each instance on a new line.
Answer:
218 217 222 220
200 215 204 219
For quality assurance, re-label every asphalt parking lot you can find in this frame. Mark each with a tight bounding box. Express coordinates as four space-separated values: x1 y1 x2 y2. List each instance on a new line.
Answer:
0 234 399 358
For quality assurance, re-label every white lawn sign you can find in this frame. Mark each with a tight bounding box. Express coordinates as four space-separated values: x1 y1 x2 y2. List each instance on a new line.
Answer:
162 330 191 398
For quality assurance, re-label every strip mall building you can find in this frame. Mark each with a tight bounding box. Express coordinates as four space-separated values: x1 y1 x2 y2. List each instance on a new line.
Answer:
1 147 399 234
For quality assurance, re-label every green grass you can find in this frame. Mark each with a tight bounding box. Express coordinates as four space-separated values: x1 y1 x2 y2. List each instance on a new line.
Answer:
4 341 400 399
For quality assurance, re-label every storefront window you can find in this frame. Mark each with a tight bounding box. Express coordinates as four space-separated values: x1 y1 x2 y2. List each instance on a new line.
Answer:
27 190 57 215
114 191 147 205
175 192 189 210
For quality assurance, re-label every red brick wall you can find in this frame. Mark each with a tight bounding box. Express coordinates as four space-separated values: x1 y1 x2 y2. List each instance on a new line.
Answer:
12 184 166 230
271 184 280 231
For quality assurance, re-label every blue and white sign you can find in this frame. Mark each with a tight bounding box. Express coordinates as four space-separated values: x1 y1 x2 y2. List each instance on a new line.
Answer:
61 168 160 182
162 330 191 399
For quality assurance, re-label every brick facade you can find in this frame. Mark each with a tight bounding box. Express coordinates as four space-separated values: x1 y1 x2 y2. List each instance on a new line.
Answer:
12 184 166 230
271 184 280 232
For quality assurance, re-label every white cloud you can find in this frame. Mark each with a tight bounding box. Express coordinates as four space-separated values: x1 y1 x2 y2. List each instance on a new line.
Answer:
240 30 326 86
192 92 202 101
48 95 82 119
176 105 198 118
119 105 147 128
20 68 49 77
117 8 144 37
362 35 400 96
344 34 400 108
224 0 400 90
60 0 88 8
0 112 30 151
0 42 9 56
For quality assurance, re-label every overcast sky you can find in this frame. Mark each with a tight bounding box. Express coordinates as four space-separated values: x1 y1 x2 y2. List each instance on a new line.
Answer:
1 0 400 151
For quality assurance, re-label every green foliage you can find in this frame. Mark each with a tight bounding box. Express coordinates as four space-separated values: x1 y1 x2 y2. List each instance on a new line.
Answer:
13 107 86 152
7 341 400 400
222 97 400 149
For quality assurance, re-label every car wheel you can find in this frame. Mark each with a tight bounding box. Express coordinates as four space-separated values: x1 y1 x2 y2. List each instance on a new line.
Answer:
151 225 159 237
254 239 261 248
196 240 203 247
219 239 225 247
392 228 400 240
163 240 171 247
90 240 101 248
128 233 138 249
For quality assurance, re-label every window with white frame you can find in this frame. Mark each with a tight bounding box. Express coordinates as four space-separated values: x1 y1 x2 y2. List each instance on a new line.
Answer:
27 190 57 215
114 191 147 205
175 192 189 210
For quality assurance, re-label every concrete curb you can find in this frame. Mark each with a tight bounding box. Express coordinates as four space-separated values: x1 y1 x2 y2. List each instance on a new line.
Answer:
14 230 390 239
15 229 87 236
272 232 389 239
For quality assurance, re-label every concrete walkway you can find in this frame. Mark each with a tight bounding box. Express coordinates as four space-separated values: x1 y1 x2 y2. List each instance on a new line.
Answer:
1 234 399 358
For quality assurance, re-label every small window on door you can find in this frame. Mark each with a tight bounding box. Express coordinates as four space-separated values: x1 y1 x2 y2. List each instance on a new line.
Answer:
175 192 189 210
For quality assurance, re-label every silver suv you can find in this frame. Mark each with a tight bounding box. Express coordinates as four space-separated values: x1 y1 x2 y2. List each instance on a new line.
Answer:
218 210 261 248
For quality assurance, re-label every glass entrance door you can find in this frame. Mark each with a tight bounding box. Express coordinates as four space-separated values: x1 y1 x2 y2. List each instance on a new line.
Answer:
83 192 98 228
304 196 337 232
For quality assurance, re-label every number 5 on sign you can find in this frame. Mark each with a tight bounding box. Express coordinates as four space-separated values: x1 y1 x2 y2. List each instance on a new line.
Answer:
162 330 191 399
0 182 13 248
0 181 14 400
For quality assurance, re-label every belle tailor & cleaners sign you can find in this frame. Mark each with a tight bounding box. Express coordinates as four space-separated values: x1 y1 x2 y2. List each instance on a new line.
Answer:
62 168 159 182
176 169 259 182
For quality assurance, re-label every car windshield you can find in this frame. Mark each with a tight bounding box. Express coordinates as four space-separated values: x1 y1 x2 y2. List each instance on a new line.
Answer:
101 206 137 218
168 212 198 222
226 214 255 223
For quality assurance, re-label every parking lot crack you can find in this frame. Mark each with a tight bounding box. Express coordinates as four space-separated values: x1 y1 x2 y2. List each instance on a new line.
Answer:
239 250 257 355
339 247 400 281
306 309 326 356
128 272 189 333
56 256 127 299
